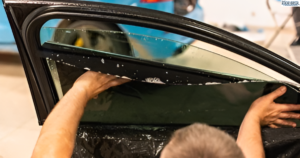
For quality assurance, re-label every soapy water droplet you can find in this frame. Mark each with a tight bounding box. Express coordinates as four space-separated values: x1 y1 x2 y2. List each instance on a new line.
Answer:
61 59 63 61
166 79 169 82
117 64 119 68
83 56 85 58
101 58 105 64
166 72 168 74
84 67 90 71
122 65 124 67
145 77 165 84
57 60 60 63
187 83 192 85
121 76 132 80
46 57 49 60
57 54 59 57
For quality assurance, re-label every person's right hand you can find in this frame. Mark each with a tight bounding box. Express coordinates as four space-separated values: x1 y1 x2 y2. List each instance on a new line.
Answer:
73 71 130 101
247 86 300 128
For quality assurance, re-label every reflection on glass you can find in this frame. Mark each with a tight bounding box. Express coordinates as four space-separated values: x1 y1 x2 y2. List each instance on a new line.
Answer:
40 27 275 81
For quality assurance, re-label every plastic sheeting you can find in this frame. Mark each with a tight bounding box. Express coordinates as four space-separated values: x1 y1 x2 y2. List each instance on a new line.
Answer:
72 125 173 158
72 126 300 158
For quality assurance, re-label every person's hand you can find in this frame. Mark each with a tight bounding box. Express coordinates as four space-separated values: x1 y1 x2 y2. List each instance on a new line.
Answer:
247 86 300 128
73 71 130 100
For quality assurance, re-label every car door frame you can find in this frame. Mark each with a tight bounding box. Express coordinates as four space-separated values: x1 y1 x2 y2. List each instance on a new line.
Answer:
3 0 300 124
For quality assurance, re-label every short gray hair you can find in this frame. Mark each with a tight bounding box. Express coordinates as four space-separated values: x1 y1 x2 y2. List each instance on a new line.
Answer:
161 123 244 158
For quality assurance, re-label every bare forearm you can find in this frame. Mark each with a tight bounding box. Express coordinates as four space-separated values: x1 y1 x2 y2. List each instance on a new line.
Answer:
31 71 129 158
32 86 88 158
237 113 265 158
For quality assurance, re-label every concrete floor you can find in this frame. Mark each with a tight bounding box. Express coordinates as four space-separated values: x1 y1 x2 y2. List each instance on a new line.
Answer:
0 56 42 158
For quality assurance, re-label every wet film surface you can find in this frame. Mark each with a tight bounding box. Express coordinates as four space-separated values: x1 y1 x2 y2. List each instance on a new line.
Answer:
42 42 300 126
53 62 299 126
54 60 257 125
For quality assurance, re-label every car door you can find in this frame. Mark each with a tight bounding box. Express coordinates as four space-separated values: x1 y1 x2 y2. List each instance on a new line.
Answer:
3 0 300 158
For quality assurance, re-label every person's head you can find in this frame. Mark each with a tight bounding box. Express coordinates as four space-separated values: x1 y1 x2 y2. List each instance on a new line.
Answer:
160 123 244 158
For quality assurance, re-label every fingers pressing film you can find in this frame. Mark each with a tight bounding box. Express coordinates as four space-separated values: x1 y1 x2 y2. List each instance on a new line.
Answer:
102 78 130 90
274 119 296 127
269 124 281 128
278 112 300 119
280 104 300 112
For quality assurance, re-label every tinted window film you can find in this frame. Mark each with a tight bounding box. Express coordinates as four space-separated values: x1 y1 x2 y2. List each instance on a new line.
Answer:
40 22 299 126
47 60 299 125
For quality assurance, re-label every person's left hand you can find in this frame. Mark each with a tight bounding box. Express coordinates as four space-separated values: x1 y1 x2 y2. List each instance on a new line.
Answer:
247 86 300 128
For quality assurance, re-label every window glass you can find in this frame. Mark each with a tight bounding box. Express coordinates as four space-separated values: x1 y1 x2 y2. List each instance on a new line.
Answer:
40 27 275 81
190 40 298 85
39 20 299 126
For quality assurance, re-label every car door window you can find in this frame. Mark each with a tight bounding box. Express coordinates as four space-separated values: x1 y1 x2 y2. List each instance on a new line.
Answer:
39 20 300 126
41 19 298 85
41 22 276 81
